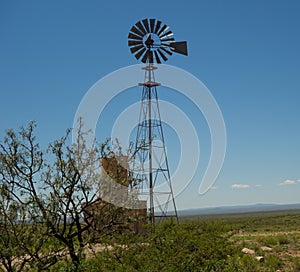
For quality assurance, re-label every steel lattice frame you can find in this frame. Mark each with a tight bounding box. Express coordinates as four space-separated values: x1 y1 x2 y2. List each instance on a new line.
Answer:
130 64 178 224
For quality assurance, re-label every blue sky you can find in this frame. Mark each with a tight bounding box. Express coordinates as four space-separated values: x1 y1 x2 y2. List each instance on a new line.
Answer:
1 0 300 210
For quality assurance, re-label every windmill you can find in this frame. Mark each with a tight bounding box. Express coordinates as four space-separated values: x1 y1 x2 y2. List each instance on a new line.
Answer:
128 18 187 63
128 18 188 224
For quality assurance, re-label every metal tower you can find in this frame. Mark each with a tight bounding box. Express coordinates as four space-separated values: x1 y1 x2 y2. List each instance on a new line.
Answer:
132 64 178 223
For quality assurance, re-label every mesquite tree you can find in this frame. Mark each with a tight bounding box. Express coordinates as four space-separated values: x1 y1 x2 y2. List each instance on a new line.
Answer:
0 122 125 271
0 123 57 271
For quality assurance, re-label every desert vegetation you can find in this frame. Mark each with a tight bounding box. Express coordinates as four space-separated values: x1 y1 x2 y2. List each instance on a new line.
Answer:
0 123 299 271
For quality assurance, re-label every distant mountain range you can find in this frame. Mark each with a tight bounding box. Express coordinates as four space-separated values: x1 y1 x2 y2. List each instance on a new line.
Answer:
178 203 300 217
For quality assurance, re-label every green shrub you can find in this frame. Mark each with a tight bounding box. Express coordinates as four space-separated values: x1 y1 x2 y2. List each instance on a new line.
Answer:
258 236 278 246
88 220 239 272
278 235 290 245
265 255 282 270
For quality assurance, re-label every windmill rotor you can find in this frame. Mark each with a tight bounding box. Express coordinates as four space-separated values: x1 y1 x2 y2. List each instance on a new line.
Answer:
128 18 188 64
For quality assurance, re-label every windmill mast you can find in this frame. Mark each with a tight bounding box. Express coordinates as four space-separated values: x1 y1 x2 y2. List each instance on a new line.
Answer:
128 18 188 223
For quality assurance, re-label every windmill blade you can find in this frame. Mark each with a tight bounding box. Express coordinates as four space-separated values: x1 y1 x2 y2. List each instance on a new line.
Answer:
159 30 173 39
170 41 188 56
157 24 169 36
160 46 173 56
154 20 162 34
128 32 143 40
135 47 146 60
128 40 143 47
130 26 144 37
154 50 162 64
157 48 168 62
136 21 147 35
142 19 150 33
130 44 144 54
141 49 151 63
150 19 155 33
160 37 175 42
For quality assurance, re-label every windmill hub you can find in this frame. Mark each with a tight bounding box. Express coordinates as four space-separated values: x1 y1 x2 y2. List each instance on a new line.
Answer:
144 34 155 48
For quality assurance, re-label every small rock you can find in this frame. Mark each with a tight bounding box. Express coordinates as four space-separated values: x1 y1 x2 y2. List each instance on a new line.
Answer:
261 246 272 251
241 248 255 255
255 256 264 262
